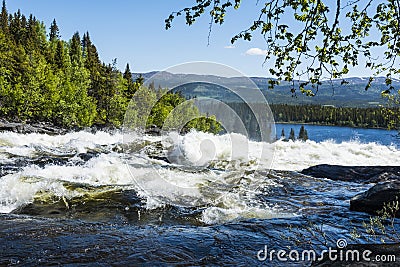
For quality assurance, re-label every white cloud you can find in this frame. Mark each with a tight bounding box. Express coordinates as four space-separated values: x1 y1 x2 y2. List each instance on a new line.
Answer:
245 48 268 56
224 45 236 49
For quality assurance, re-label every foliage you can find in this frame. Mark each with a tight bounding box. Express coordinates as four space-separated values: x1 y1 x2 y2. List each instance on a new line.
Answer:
298 125 308 141
289 128 295 141
284 199 399 250
166 0 400 95
282 220 338 251
381 90 400 130
271 104 396 129
351 198 400 244
0 1 219 133
282 200 400 256
280 128 285 139
125 86 222 134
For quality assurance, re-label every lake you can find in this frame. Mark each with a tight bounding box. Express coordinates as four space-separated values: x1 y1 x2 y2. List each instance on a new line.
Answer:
276 123 400 146
0 125 399 265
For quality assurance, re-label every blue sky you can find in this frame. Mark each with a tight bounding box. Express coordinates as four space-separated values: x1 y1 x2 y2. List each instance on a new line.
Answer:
6 0 369 77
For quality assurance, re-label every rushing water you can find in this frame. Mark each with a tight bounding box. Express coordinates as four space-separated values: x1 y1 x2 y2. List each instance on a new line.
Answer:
0 125 399 265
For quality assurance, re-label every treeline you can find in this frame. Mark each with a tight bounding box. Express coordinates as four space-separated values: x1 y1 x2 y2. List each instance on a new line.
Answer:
0 1 220 133
270 104 399 129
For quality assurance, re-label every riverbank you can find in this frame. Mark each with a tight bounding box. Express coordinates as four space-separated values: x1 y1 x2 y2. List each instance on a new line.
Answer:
0 119 67 135
0 118 122 135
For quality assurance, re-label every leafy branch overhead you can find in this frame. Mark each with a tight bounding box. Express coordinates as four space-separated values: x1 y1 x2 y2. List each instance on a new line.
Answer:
166 0 400 95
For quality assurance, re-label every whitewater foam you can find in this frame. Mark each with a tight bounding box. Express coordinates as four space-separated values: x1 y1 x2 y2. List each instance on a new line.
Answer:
271 139 400 171
0 130 124 157
0 130 399 224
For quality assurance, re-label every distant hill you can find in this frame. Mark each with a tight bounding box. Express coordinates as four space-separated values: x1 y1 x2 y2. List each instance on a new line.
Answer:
134 72 400 107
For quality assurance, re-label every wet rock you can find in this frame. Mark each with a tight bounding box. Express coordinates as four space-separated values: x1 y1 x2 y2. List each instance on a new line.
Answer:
12 187 143 222
0 119 66 135
140 141 170 162
77 151 101 162
350 180 400 216
301 164 400 183
145 125 161 136
11 186 203 226
31 121 67 134
89 122 117 133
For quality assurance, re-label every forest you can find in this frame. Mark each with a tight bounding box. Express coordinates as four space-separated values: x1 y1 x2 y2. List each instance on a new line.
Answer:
0 1 398 134
271 104 399 129
0 1 220 133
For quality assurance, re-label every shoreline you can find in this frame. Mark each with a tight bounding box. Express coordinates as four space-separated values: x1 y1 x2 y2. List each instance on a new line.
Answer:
0 118 398 136
0 118 121 135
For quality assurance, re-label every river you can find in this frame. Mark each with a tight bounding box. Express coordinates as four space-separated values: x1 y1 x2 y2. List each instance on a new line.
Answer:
0 124 399 265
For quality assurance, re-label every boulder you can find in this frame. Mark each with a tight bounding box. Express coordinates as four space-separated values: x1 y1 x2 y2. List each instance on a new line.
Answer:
145 124 161 135
0 119 66 135
350 180 400 216
301 164 400 183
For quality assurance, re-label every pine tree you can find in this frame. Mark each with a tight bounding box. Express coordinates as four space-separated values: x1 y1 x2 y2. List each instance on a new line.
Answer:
135 74 144 85
289 128 295 141
280 128 285 139
0 0 8 33
298 125 305 140
123 63 132 80
26 14 37 49
82 32 103 105
123 63 138 99
49 19 59 41
20 14 27 45
82 32 102 71
69 32 81 64
298 125 309 141
54 40 65 69
9 9 22 43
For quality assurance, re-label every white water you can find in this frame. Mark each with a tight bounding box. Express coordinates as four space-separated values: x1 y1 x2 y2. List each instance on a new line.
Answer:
0 130 399 223
272 139 400 171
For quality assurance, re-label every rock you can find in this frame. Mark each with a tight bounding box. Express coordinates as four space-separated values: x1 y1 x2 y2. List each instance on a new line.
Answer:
0 119 66 135
302 165 400 217
12 187 142 221
90 122 117 133
30 122 67 134
350 180 400 216
301 164 400 183
145 124 161 135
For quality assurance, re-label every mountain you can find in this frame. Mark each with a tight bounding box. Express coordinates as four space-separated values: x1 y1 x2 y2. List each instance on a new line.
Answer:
134 72 400 107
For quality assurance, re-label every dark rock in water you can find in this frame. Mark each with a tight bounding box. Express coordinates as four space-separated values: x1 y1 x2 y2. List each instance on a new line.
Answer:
301 164 400 183
77 151 102 162
350 181 400 216
0 164 21 177
145 124 161 136
11 186 203 226
12 187 143 222
30 121 67 134
89 122 117 133
0 119 66 135
312 243 400 266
